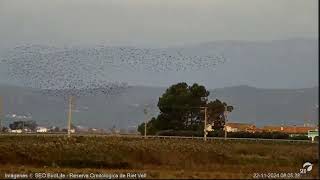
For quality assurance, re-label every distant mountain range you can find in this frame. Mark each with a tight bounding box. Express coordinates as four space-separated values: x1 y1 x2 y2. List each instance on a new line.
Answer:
0 84 318 129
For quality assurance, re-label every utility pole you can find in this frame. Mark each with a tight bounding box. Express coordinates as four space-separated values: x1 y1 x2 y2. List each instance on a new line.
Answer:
201 106 208 141
144 107 148 139
0 96 2 133
67 96 73 138
224 105 228 140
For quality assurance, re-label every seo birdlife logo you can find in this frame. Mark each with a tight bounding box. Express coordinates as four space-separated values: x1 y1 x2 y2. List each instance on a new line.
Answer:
300 162 313 174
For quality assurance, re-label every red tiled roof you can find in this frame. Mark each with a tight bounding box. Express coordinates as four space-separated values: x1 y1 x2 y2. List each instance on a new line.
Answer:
262 126 316 134
226 122 255 131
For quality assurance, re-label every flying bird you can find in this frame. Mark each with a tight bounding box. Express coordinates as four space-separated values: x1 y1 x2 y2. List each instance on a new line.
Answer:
1 44 227 93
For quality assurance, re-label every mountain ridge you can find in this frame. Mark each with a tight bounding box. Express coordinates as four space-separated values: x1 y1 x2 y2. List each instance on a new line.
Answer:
0 84 317 129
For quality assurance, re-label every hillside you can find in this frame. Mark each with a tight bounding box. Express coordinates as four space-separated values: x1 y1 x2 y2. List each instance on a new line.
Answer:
0 84 317 129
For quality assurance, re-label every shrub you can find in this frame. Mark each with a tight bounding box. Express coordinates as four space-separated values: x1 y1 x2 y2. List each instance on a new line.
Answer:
227 131 289 139
156 130 202 137
288 135 309 140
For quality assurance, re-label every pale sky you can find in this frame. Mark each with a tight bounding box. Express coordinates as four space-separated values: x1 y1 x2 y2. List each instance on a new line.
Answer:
0 0 318 47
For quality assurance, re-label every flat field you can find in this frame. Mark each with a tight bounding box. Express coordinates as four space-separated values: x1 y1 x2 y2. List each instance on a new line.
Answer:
0 135 318 179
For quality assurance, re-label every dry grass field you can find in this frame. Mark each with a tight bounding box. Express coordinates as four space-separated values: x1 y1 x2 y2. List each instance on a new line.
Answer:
0 135 318 179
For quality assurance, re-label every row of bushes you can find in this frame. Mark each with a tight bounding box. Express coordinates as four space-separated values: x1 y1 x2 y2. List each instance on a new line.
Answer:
156 130 203 137
226 131 289 139
156 129 310 140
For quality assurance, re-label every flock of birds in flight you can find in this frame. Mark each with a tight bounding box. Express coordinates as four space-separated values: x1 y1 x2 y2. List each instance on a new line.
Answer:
1 44 227 99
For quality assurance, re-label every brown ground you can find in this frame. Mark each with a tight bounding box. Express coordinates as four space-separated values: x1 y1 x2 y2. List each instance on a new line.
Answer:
0 135 318 179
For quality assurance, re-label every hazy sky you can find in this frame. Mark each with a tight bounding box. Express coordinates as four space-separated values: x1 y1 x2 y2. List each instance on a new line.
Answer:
0 0 318 89
0 0 318 47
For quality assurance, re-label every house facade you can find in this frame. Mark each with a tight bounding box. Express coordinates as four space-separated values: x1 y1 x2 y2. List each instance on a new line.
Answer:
36 127 48 133
225 122 256 133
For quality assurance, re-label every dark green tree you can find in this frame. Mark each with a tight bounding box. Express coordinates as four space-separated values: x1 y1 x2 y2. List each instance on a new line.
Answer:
137 82 233 135
137 117 159 135
9 120 37 131
157 82 209 130
207 99 233 130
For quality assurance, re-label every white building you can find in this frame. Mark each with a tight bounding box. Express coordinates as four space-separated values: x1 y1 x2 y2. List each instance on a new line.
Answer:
36 127 48 133
24 128 32 133
69 129 75 133
225 122 256 133
225 125 238 132
206 124 214 132
10 129 22 133
89 128 98 132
